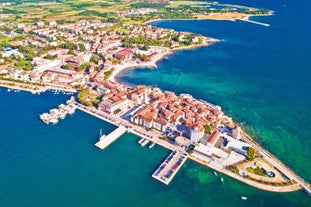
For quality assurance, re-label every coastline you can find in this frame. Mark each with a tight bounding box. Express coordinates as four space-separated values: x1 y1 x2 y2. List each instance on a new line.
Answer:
72 101 303 193
108 37 219 82
0 79 77 94
144 12 273 26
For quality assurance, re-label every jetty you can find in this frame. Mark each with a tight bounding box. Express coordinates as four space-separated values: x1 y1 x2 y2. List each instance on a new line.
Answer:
95 126 127 150
240 18 270 27
152 151 188 185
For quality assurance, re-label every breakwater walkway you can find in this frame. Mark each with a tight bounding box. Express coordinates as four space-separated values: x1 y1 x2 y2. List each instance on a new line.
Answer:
240 18 270 27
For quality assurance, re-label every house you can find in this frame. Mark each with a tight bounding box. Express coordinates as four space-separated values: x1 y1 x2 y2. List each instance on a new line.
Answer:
115 48 132 61
207 131 220 147
153 118 168 132
190 123 204 142
98 98 129 114
142 115 153 129
49 21 57 27
36 21 45 27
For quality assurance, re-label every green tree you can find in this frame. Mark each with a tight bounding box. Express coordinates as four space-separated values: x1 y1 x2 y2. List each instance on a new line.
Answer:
63 63 75 70
247 147 257 161
77 63 89 72
204 125 213 133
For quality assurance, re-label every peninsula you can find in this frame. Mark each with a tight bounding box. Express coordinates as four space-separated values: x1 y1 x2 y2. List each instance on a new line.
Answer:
1 0 310 197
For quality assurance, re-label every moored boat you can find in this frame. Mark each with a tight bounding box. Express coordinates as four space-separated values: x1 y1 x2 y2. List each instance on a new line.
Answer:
240 196 247 200
50 118 58 124
141 139 149 147
149 142 155 148
138 138 145 144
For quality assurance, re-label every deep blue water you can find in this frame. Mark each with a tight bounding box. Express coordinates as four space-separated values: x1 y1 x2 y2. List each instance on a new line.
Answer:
1 0 311 206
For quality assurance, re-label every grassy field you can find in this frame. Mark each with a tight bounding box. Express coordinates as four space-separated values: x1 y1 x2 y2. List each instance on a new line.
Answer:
0 0 271 24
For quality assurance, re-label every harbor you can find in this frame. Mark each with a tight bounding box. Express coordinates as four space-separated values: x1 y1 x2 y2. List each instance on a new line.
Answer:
39 97 76 124
38 97 311 193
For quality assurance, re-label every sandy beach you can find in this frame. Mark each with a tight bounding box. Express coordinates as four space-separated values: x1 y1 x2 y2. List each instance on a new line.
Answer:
108 38 219 82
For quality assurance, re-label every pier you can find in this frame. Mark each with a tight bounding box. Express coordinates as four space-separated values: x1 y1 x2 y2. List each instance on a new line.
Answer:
95 126 127 150
240 18 270 27
152 151 188 185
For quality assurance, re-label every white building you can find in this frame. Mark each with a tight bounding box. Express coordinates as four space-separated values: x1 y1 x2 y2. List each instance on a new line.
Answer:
190 123 204 142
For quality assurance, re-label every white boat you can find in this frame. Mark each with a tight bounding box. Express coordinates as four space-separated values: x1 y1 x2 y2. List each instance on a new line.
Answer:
68 108 75 114
220 177 224 183
141 139 149 147
138 138 145 144
213 171 218 176
149 142 155 149
240 196 247 200
59 112 66 119
50 118 58 124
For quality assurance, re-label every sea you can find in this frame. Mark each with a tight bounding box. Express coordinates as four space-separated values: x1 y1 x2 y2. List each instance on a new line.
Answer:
1 0 311 206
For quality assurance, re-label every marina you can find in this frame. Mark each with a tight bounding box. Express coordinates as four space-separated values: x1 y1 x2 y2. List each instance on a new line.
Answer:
152 150 188 185
38 97 311 195
39 97 76 124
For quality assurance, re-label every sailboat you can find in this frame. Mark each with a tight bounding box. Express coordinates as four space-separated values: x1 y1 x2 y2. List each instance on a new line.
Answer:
99 129 106 140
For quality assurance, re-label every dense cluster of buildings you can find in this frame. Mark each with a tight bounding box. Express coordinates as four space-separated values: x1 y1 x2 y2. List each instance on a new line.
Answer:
0 20 204 88
93 80 250 167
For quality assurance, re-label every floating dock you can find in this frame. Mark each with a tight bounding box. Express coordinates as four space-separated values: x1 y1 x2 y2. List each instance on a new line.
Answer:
152 150 188 185
95 126 127 150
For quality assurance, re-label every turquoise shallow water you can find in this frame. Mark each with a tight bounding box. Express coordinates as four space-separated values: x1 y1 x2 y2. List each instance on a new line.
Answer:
0 88 308 207
1 0 311 206
118 0 311 188
0 88 309 207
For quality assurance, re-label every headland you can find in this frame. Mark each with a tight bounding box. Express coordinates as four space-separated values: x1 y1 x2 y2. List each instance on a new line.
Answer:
0 0 309 198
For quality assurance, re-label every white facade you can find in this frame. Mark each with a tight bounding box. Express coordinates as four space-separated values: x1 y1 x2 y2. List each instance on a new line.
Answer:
190 127 204 142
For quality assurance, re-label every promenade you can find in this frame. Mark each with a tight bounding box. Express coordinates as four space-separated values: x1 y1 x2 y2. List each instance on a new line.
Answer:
0 80 77 94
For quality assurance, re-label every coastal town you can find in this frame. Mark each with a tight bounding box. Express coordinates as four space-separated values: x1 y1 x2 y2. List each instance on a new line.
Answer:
0 19 216 93
0 1 310 199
